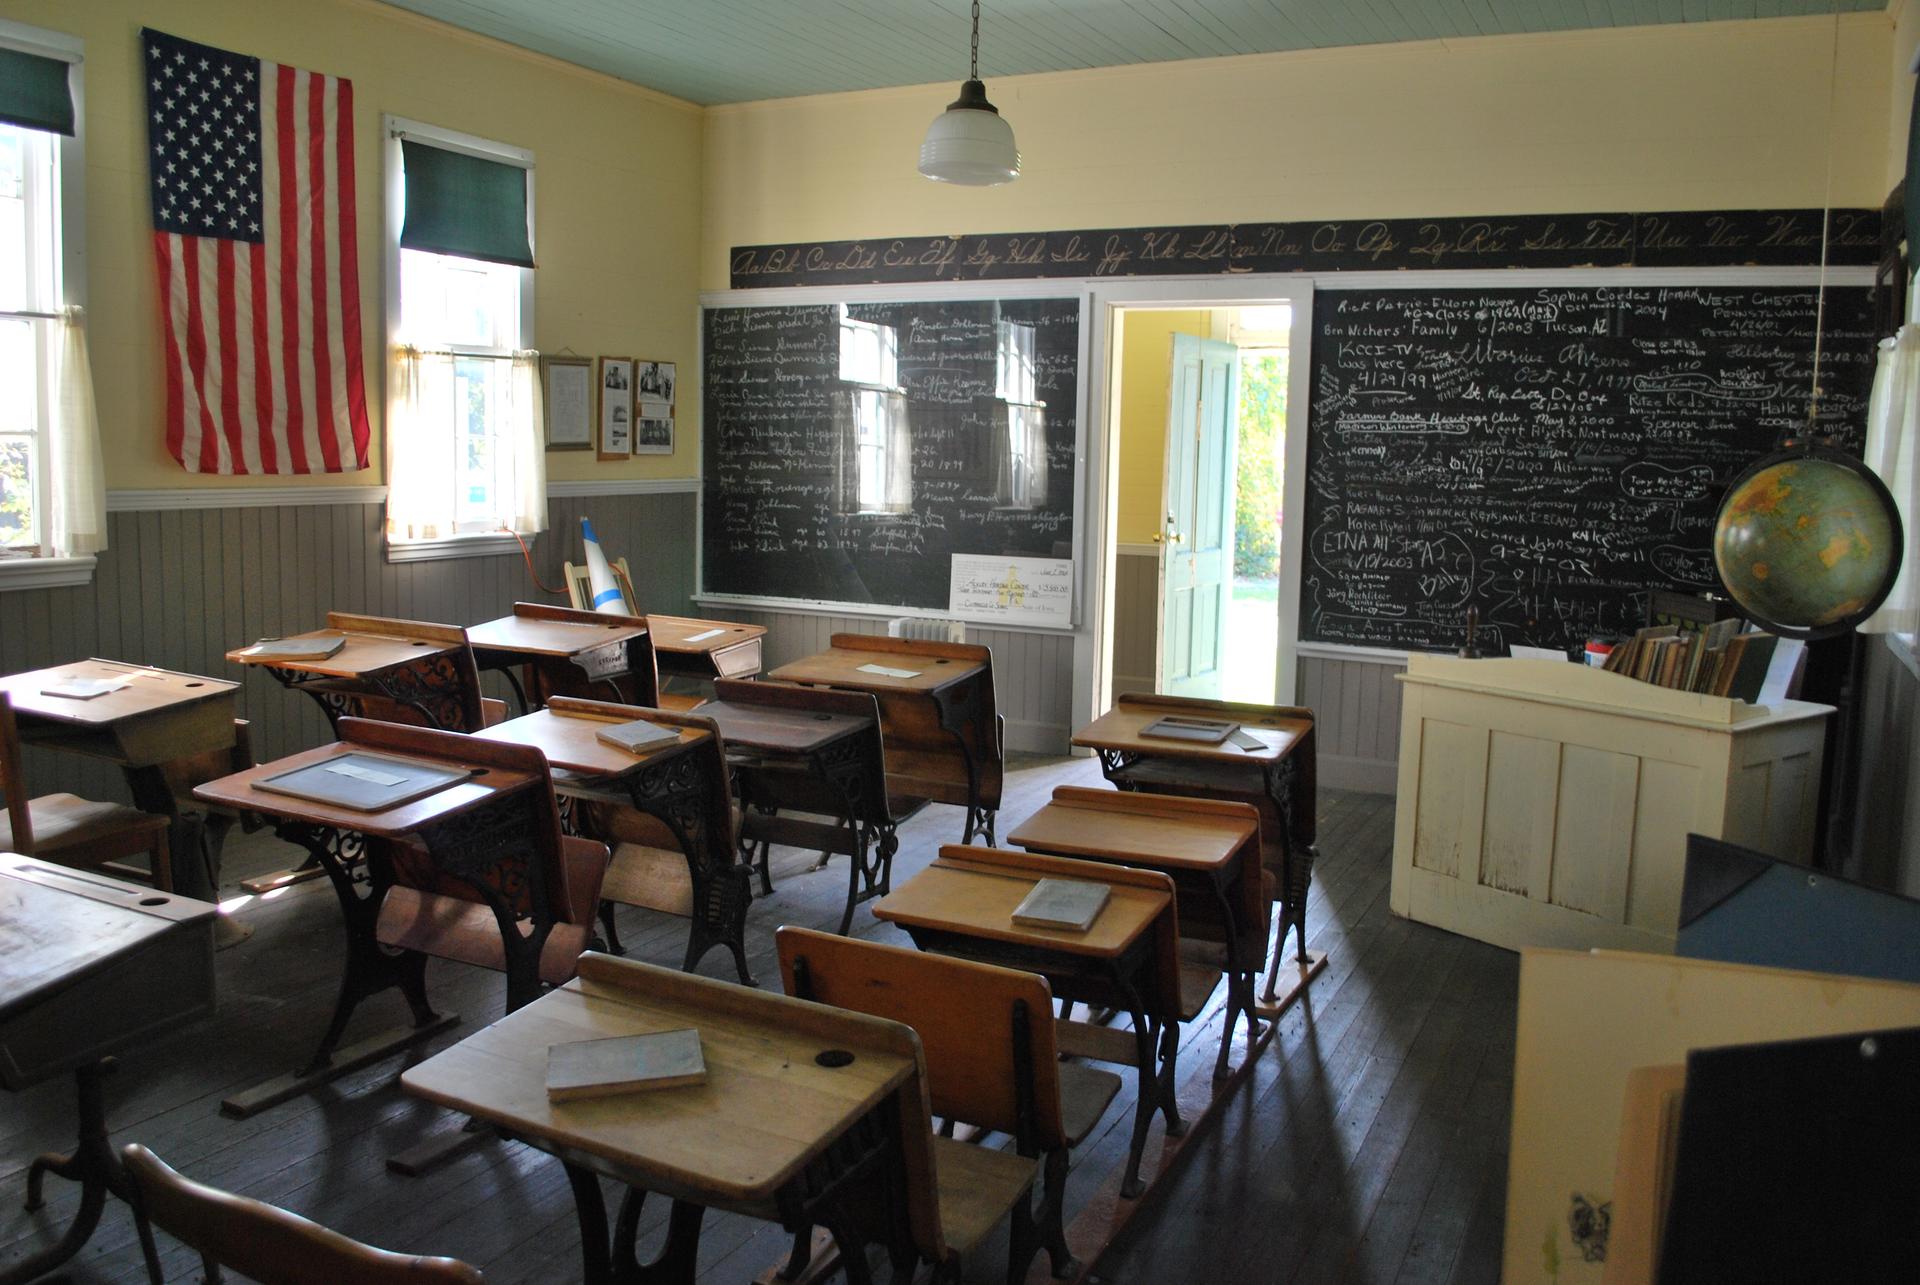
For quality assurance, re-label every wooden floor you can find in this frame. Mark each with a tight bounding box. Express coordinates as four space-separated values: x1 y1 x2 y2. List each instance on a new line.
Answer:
2 756 1517 1285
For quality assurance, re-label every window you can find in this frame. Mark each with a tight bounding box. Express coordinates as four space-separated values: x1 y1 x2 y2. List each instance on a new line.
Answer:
992 318 1046 509
835 306 910 514
383 117 542 559
0 22 98 587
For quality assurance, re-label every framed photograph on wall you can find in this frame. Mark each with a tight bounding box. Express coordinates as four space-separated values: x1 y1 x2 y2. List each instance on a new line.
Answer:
637 360 676 410
635 412 674 454
598 356 634 460
542 355 593 450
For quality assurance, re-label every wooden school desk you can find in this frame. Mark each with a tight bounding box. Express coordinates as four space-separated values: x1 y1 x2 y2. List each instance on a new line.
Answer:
466 602 655 713
0 855 216 1285
1073 693 1324 1005
192 732 547 1117
401 952 927 1285
872 845 1180 1199
646 614 766 681
0 660 239 900
702 678 894 934
477 700 753 984
1008 787 1269 1080
769 634 1002 845
226 612 487 735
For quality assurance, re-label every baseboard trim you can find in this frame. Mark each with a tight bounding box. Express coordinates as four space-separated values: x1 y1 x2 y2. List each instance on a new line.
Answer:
1321 752 1398 796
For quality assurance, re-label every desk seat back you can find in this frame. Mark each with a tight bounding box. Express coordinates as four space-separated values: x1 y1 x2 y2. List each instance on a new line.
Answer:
777 926 1067 1152
1113 691 1317 848
0 694 34 850
507 602 667 708
325 612 487 733
934 844 1183 1022
546 697 737 858
828 633 1002 811
711 679 891 819
123 1144 485 1284
573 951 947 1265
337 718 586 926
1043 785 1267 964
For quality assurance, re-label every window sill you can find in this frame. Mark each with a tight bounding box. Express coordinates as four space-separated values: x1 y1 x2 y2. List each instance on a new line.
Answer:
1888 632 1920 683
385 532 523 564
0 554 97 591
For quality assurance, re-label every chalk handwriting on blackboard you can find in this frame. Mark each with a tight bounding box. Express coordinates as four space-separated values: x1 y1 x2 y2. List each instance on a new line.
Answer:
1302 287 1876 652
702 299 1079 611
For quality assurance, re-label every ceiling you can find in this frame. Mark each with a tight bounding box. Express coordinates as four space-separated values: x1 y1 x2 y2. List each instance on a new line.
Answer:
377 1 1884 107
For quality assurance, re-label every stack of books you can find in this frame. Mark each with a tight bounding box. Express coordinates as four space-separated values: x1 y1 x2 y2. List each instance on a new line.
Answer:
1600 620 1778 701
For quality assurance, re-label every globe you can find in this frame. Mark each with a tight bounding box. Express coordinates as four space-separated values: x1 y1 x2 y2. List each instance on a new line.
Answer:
1712 452 1902 637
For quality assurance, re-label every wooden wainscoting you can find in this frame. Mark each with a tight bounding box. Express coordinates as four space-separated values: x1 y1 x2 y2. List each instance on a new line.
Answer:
0 489 696 802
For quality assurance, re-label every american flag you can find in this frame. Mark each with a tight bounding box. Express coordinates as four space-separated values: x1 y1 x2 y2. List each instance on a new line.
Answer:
142 28 370 474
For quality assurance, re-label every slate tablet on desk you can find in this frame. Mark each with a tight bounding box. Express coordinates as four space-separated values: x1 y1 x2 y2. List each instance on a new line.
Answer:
253 753 471 812
1140 715 1238 744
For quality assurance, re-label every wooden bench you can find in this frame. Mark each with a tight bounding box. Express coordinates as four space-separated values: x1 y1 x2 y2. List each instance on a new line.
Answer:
706 678 900 933
770 633 1003 846
778 926 1122 1282
1008 785 1271 1080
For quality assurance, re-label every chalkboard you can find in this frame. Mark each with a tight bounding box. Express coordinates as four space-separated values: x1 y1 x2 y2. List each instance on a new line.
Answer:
701 298 1079 611
1303 285 1878 653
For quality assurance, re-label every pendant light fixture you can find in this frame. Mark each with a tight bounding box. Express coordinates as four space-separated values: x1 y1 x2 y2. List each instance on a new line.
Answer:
918 0 1020 186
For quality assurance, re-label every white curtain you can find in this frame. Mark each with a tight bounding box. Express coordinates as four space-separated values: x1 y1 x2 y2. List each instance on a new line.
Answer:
1859 325 1920 635
504 349 547 535
384 344 459 542
50 305 107 555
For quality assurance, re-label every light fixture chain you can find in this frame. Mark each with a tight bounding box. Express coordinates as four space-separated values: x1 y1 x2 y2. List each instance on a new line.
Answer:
971 0 981 80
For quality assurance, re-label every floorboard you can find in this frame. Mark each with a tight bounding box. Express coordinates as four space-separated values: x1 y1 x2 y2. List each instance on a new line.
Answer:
2 757 1517 1284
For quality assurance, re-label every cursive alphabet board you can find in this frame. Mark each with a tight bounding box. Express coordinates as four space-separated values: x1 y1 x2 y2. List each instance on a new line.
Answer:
701 298 1079 612
1302 285 1878 653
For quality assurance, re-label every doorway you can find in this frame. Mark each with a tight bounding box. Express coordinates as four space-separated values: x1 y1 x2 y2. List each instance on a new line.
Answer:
1103 298 1304 709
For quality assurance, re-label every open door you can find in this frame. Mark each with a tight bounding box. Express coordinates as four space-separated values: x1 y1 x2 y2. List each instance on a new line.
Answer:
1158 334 1238 696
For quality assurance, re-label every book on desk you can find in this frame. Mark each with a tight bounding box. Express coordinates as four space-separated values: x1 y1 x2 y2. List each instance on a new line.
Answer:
594 717 680 755
1011 877 1111 932
546 1029 706 1101
239 634 348 661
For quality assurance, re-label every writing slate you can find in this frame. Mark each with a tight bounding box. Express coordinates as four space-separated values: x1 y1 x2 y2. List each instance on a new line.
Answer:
702 298 1078 610
1302 285 1876 652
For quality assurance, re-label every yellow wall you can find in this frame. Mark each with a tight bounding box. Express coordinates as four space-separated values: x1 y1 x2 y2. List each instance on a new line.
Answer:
1 0 702 489
702 14 1888 289
1115 310 1210 545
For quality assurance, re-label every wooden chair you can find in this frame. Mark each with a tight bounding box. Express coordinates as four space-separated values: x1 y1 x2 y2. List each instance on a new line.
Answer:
778 927 1120 1282
562 554 636 614
342 718 611 1014
0 691 173 892
554 698 755 983
122 1143 484 1284
713 678 903 930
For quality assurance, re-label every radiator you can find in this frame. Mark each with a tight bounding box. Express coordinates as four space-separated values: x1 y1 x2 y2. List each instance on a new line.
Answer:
886 616 967 644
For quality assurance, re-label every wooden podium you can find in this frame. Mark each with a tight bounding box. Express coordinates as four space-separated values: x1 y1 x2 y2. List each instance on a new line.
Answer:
1390 656 1831 954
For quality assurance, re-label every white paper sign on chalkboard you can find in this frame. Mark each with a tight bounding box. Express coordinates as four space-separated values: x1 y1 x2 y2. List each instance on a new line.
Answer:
949 554 1073 628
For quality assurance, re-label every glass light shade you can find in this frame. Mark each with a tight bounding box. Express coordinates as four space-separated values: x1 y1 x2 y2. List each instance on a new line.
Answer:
918 80 1020 185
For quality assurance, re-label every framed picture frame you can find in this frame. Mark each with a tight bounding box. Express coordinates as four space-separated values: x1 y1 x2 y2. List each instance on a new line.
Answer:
635 411 674 455
542 355 592 450
637 360 676 411
598 355 634 460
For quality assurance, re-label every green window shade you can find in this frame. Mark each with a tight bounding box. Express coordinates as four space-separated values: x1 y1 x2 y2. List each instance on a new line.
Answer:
0 47 75 137
399 139 534 269
1908 76 1920 264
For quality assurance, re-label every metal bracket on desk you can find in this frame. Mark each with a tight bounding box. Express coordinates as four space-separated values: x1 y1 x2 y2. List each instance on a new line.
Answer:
929 682 996 847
